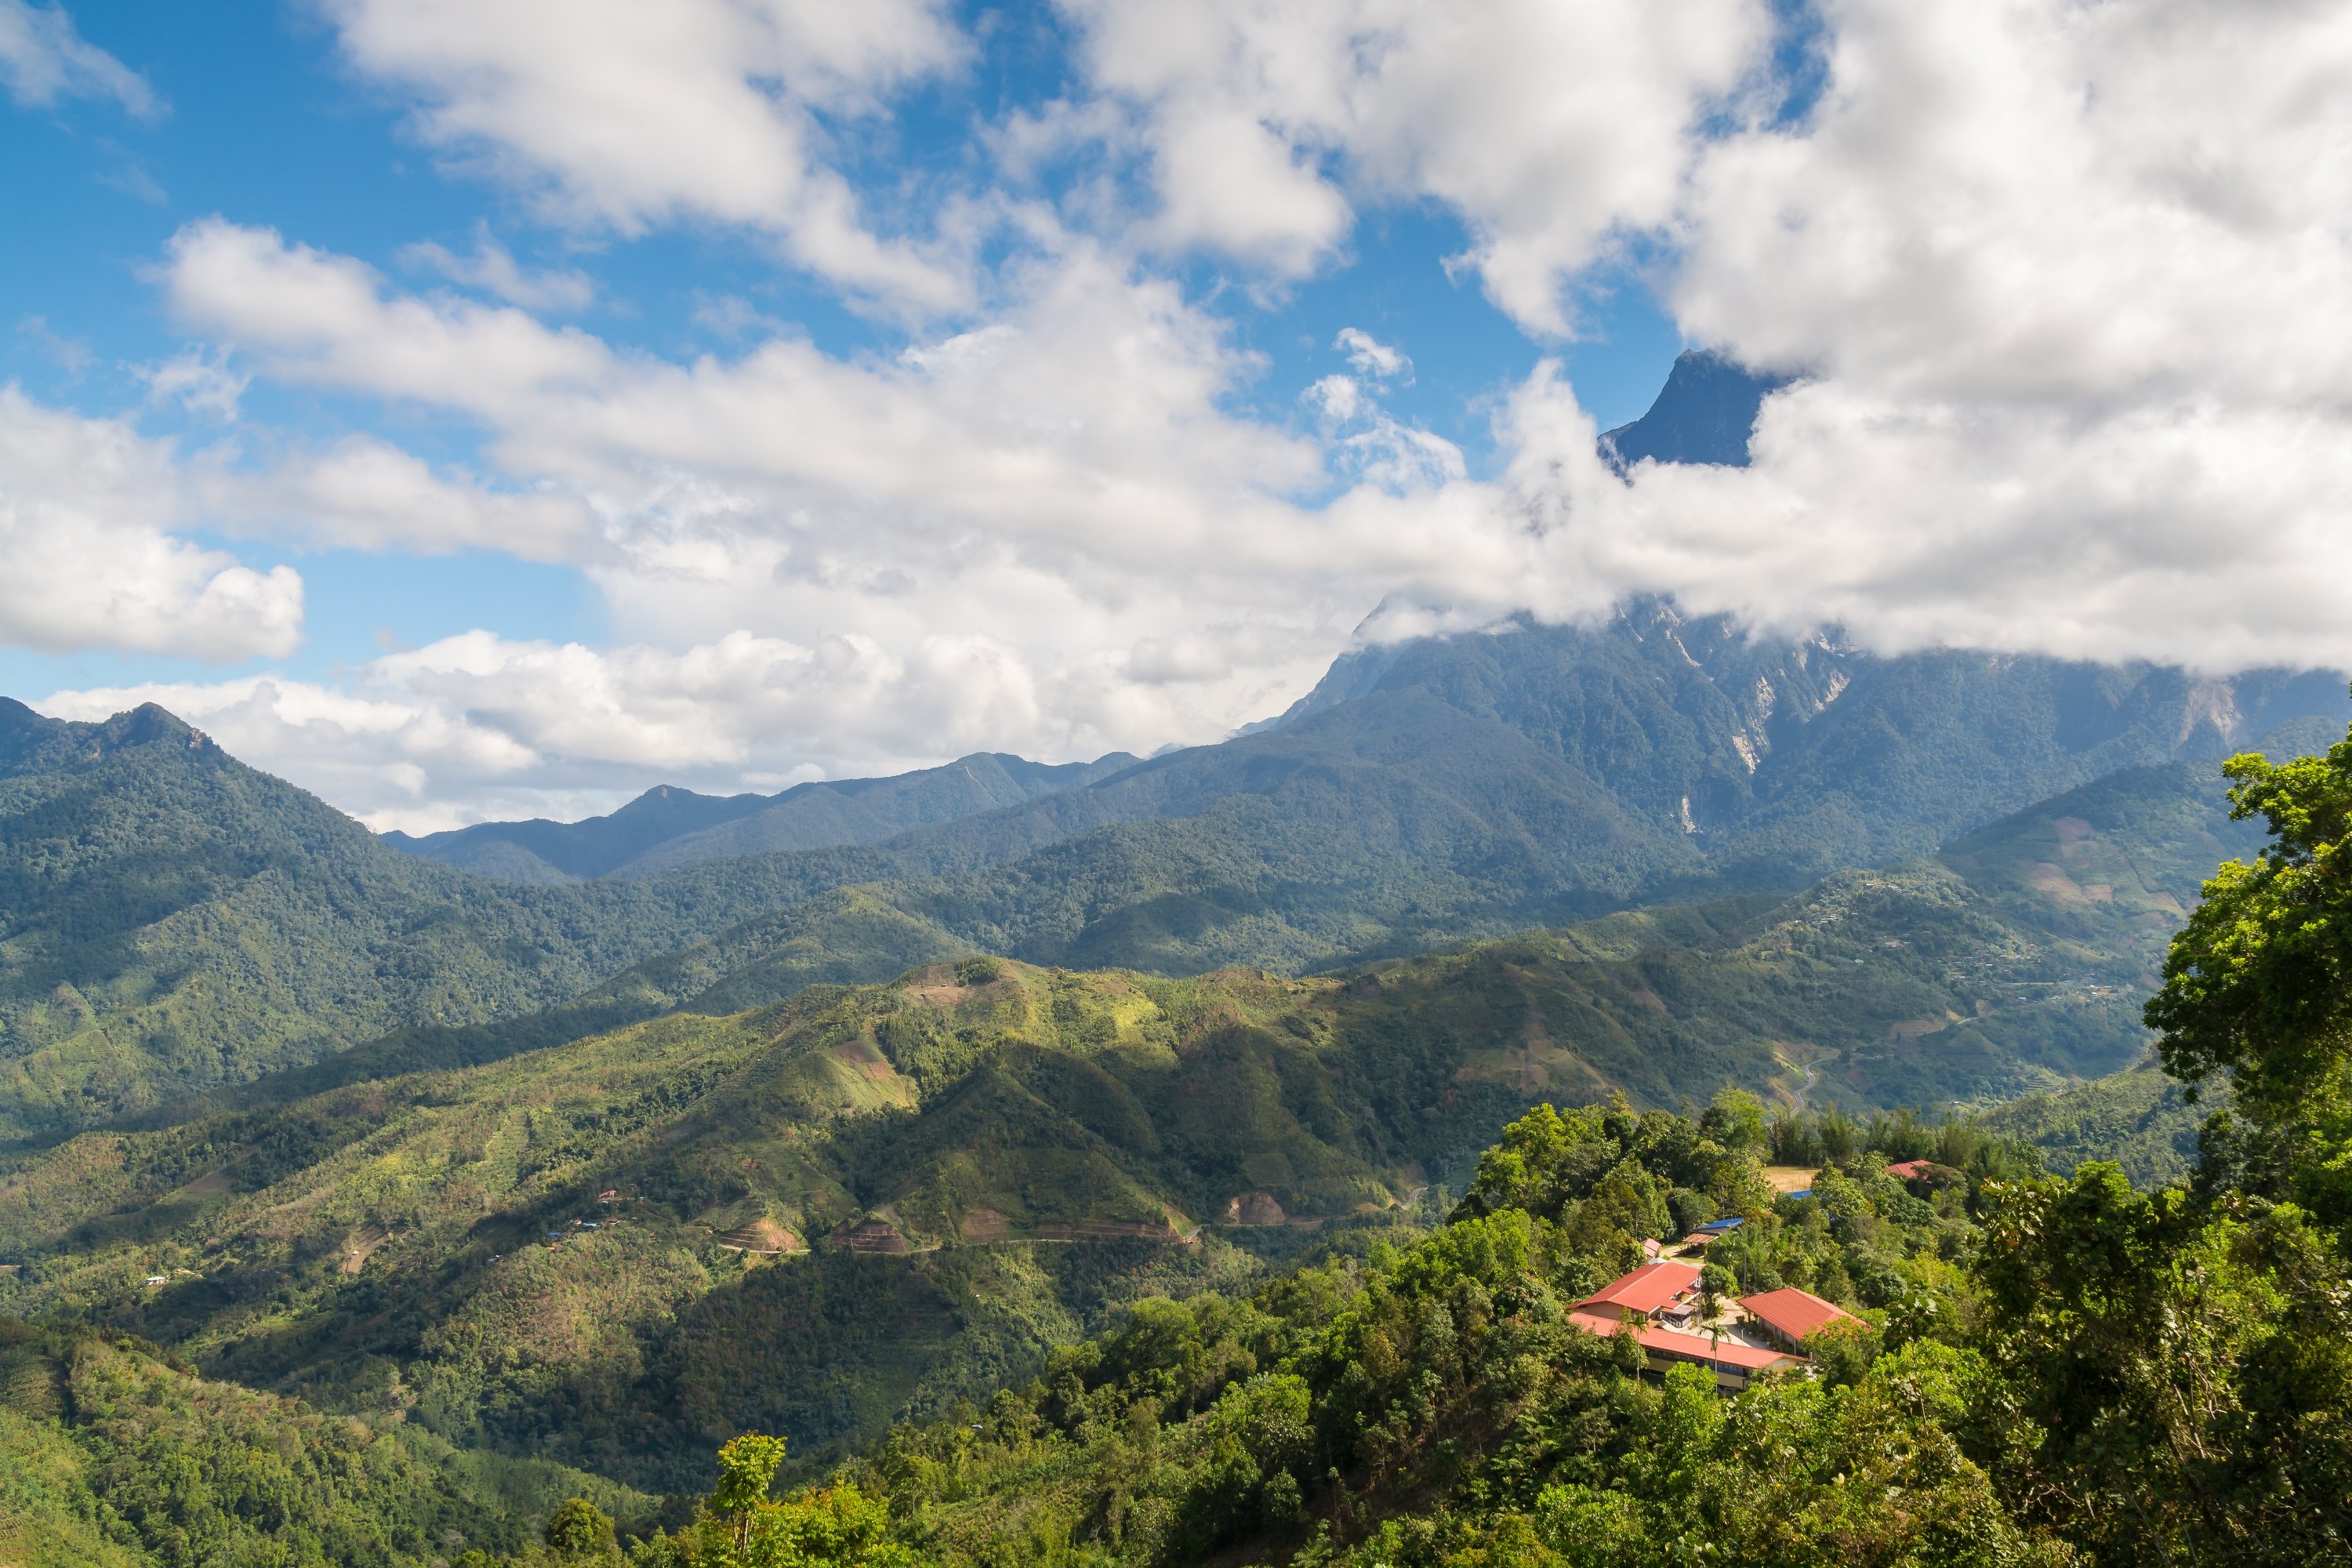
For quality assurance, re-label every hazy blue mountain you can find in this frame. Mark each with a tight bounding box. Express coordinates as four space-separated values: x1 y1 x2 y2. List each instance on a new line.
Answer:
612 750 1143 874
1600 347 1791 469
386 750 1142 883
382 785 774 883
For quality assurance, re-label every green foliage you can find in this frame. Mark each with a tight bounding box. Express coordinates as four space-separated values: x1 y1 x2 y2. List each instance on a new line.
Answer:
828 1098 2032 1566
627 1435 906 1568
0 1321 573 1567
0 866 2168 1493
1980 1054 2211 1188
546 1497 619 1560
2148 731 2352 1222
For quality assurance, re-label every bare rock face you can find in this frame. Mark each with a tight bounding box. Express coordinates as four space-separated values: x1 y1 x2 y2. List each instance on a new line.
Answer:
1221 1192 1288 1226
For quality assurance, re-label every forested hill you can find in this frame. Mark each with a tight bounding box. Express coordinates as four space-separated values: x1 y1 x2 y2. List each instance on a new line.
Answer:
0 701 978 1139
6 711 2350 1566
0 742 2270 1490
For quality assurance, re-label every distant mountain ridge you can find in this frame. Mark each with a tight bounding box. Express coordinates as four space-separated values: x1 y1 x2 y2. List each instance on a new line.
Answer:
7 616 2344 1140
385 750 1143 883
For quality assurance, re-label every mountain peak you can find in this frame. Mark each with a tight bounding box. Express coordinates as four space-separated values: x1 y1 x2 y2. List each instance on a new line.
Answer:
1601 348 1794 470
0 695 214 775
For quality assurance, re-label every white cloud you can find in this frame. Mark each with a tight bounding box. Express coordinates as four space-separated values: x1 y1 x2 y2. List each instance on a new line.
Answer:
324 0 969 310
0 387 303 660
401 230 594 312
1304 373 1364 423
143 350 248 419
1334 326 1407 382
1521 0 2352 674
151 220 1446 810
37 627 1062 832
207 437 597 561
1062 0 1767 329
1304 333 1461 492
167 219 615 413
0 0 155 114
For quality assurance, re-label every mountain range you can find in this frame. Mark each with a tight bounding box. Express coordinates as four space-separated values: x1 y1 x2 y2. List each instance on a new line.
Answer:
3 346 2347 1561
0 711 2307 1486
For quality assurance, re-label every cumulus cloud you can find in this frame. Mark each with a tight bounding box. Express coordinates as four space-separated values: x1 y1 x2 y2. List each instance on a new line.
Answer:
163 218 1343 579
1305 332 1463 493
153 219 1460 809
324 0 968 310
55 0 2352 826
1535 0 2352 673
38 627 1067 831
0 0 156 114
1062 0 1766 329
1334 327 1408 382
142 350 247 419
206 437 597 561
0 387 301 660
401 229 594 313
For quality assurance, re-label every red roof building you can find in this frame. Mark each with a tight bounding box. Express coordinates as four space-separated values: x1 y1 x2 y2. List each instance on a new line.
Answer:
1576 1261 1701 1323
1568 1310 1806 1390
1737 1287 1862 1352
1884 1159 1934 1180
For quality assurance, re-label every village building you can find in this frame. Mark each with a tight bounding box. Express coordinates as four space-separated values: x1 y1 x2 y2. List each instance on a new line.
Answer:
1568 1305 1806 1391
1574 1260 1701 1323
1571 1264 1827 1390
1737 1287 1863 1354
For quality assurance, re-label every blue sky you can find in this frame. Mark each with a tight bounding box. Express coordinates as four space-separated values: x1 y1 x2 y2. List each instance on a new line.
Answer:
3 0 2343 828
1 1 1677 717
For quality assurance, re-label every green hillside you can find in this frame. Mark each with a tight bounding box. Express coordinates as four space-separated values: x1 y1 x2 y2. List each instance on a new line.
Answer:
1980 1055 2209 1189
314 710 2288 1122
0 700 1027 1141
0 625 2342 1564
0 1320 651 1566
0 789 2230 1492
